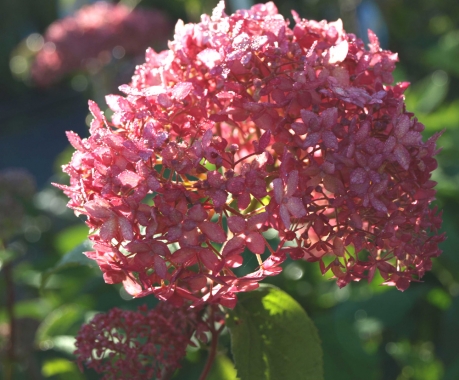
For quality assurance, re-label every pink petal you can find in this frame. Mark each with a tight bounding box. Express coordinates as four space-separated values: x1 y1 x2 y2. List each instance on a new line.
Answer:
367 29 381 52
171 247 196 266
199 221 227 243
146 219 158 237
300 109 317 126
349 213 363 229
188 204 208 222
246 231 266 254
321 107 338 129
88 100 105 122
322 130 339 150
333 237 345 257
166 226 182 242
413 188 436 200
227 215 246 234
395 276 411 291
198 249 221 271
197 48 222 69
394 144 411 170
157 93 173 108
66 131 86 152
252 109 277 131
247 212 268 231
171 82 193 100
117 170 142 188
369 194 388 213
286 170 299 197
291 122 307 135
133 251 154 267
103 270 125 284
202 128 213 147
150 240 171 259
401 131 421 146
100 218 118 241
84 201 111 219
154 255 168 279
207 171 225 188
302 131 321 148
237 191 251 210
225 255 244 268
323 174 345 195
394 114 410 139
118 216 134 241
355 121 370 143
279 204 291 229
328 40 349 64
211 189 228 208
350 168 367 185
272 178 284 204
222 236 245 257
147 176 161 191
226 176 245 194
122 276 142 296
105 95 133 112
384 135 397 153
286 197 306 218
258 130 271 152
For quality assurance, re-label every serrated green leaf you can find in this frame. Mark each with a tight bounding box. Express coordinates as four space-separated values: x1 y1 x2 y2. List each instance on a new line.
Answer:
226 284 324 380
41 240 98 291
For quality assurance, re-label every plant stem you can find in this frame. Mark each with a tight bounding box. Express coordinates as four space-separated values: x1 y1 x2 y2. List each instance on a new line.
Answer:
198 329 218 380
4 260 15 380
198 307 220 380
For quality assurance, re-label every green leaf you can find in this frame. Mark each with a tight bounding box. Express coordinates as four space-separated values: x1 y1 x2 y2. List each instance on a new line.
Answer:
0 249 17 266
42 357 81 378
41 240 98 291
226 284 324 380
54 224 89 255
208 354 239 380
35 304 84 348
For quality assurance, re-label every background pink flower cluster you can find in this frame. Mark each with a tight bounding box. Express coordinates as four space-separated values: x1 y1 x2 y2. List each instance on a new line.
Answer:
58 1 444 308
32 1 171 86
74 303 197 380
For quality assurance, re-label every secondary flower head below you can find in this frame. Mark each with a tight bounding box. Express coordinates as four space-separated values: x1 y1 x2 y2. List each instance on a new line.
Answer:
57 1 445 308
74 303 197 380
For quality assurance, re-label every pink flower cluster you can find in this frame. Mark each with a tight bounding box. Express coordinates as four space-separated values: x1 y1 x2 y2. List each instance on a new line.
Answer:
74 303 197 379
32 1 171 86
58 1 444 308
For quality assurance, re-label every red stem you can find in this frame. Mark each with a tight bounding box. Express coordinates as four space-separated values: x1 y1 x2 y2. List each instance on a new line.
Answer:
198 307 220 380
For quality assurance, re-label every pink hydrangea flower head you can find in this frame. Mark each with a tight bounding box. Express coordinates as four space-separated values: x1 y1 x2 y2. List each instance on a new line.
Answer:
74 303 197 380
31 1 171 86
58 1 444 304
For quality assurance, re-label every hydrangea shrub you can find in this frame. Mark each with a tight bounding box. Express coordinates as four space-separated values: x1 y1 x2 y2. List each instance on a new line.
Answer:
56 2 445 378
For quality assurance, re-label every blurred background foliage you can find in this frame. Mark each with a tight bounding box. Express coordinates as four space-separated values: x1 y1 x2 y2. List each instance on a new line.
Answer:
1 0 459 379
